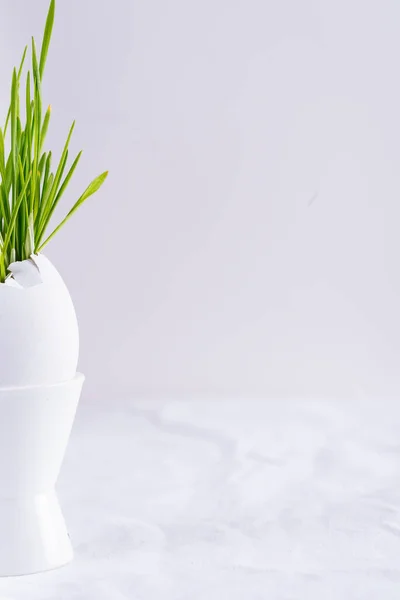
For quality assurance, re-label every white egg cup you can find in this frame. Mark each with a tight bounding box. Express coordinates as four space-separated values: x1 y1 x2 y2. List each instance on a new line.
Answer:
0 254 83 577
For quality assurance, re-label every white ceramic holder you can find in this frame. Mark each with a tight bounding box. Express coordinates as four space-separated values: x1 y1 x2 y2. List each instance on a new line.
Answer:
0 374 84 576
0 254 83 576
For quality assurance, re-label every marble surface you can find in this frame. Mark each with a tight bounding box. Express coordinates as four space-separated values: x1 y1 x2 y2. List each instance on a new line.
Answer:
1 395 400 599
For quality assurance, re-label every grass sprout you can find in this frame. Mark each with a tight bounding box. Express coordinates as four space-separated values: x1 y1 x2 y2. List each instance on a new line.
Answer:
0 0 108 282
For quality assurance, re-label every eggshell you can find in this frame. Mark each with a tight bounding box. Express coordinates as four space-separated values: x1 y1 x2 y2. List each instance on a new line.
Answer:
0 254 79 387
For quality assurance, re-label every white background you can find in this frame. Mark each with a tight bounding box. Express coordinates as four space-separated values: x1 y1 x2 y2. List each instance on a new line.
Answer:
1 0 399 400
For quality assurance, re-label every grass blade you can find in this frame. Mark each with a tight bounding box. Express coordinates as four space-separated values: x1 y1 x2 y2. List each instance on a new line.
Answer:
36 147 69 243
5 154 12 194
17 45 28 80
24 211 35 256
70 171 108 209
0 185 9 228
10 69 18 210
43 151 51 189
31 37 41 215
40 105 51 150
36 150 81 246
0 128 10 225
37 171 108 251
36 121 74 234
4 46 27 137
17 156 27 255
2 171 31 256
0 128 6 184
54 151 82 204
25 70 31 145
39 0 55 79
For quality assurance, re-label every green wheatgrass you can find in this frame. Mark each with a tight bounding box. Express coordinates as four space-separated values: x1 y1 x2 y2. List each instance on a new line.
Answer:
0 0 108 282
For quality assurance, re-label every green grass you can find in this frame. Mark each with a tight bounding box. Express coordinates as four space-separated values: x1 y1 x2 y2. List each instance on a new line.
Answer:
0 0 108 282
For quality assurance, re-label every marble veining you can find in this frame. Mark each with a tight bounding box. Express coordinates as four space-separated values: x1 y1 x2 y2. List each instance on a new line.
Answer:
1 396 400 599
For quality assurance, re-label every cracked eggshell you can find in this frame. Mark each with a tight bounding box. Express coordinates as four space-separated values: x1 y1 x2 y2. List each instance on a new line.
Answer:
0 254 79 387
